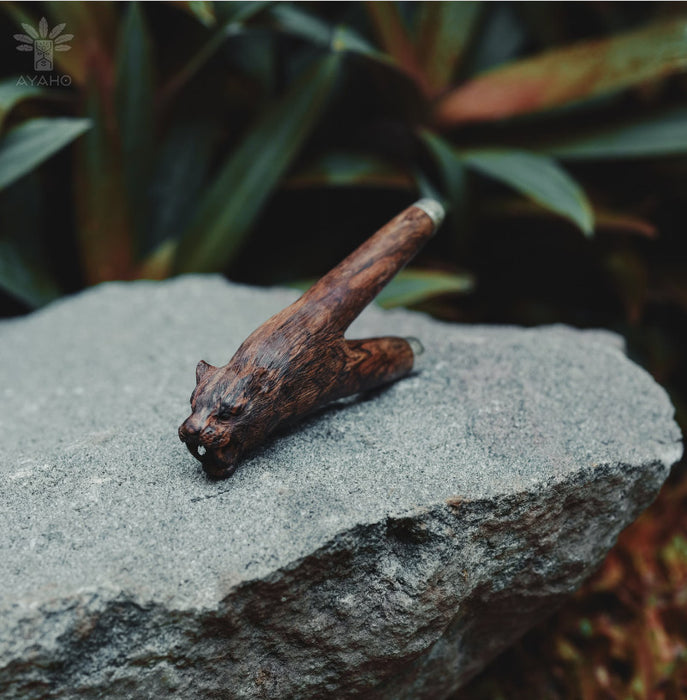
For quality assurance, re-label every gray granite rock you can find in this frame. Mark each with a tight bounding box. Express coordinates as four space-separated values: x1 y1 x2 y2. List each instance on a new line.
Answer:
0 276 681 699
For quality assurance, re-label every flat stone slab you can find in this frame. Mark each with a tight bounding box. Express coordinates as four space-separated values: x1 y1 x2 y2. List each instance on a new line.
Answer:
0 276 682 698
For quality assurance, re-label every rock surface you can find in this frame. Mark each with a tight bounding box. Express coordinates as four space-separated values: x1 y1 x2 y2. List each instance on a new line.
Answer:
0 276 682 699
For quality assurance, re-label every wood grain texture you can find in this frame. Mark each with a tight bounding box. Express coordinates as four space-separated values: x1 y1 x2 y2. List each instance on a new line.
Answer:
179 200 444 478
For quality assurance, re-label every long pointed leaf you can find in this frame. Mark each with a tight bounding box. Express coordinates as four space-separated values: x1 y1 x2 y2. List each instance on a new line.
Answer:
74 87 133 283
436 17 687 125
375 268 474 308
413 168 443 204
461 150 594 236
268 3 331 44
364 1 429 93
176 1 217 27
483 196 657 238
115 2 154 249
463 2 525 77
43 2 118 85
0 237 60 307
0 78 46 131
138 239 178 280
213 1 267 25
542 107 687 160
289 268 474 309
415 1 482 94
268 4 391 65
0 173 60 307
160 3 269 104
144 116 220 258
174 53 341 273
287 152 413 189
0 117 91 191
420 130 468 221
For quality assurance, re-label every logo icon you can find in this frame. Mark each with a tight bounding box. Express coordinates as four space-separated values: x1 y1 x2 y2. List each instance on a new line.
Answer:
14 17 72 72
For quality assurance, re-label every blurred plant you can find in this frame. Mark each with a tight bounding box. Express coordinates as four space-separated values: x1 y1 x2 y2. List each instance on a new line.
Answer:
1 1 685 311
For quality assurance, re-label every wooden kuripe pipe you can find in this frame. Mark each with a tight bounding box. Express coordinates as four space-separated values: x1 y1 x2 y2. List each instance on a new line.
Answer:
179 199 445 478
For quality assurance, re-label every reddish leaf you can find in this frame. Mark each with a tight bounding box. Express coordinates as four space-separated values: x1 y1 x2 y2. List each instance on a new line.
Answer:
415 2 482 95
435 17 687 125
592 207 657 238
364 1 430 95
486 197 657 238
43 2 118 85
74 85 133 284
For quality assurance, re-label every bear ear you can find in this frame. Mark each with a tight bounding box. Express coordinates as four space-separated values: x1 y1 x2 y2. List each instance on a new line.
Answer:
195 360 216 384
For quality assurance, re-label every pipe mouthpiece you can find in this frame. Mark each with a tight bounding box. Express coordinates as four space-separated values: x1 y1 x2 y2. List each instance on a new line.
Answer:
413 199 445 231
405 337 424 356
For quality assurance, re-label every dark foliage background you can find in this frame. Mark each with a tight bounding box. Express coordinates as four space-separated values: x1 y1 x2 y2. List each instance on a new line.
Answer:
1 2 685 696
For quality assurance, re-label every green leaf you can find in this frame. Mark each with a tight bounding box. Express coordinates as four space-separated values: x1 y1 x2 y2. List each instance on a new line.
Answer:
178 0 216 27
415 1 482 93
0 78 46 131
330 25 391 63
159 3 268 104
138 238 178 280
0 172 60 307
364 1 429 92
268 4 391 64
268 3 331 44
213 1 267 25
289 268 474 309
0 117 91 191
287 152 413 189
419 130 468 220
413 168 443 205
543 108 687 160
287 277 314 293
174 53 341 273
435 17 687 124
0 237 60 307
460 150 594 236
375 268 474 308
145 116 220 257
115 2 155 247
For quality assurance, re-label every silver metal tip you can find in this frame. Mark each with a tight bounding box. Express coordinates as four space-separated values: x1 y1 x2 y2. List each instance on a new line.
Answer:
405 337 425 356
413 199 445 230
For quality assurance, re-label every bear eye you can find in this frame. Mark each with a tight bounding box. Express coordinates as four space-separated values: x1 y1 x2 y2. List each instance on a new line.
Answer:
217 404 243 421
